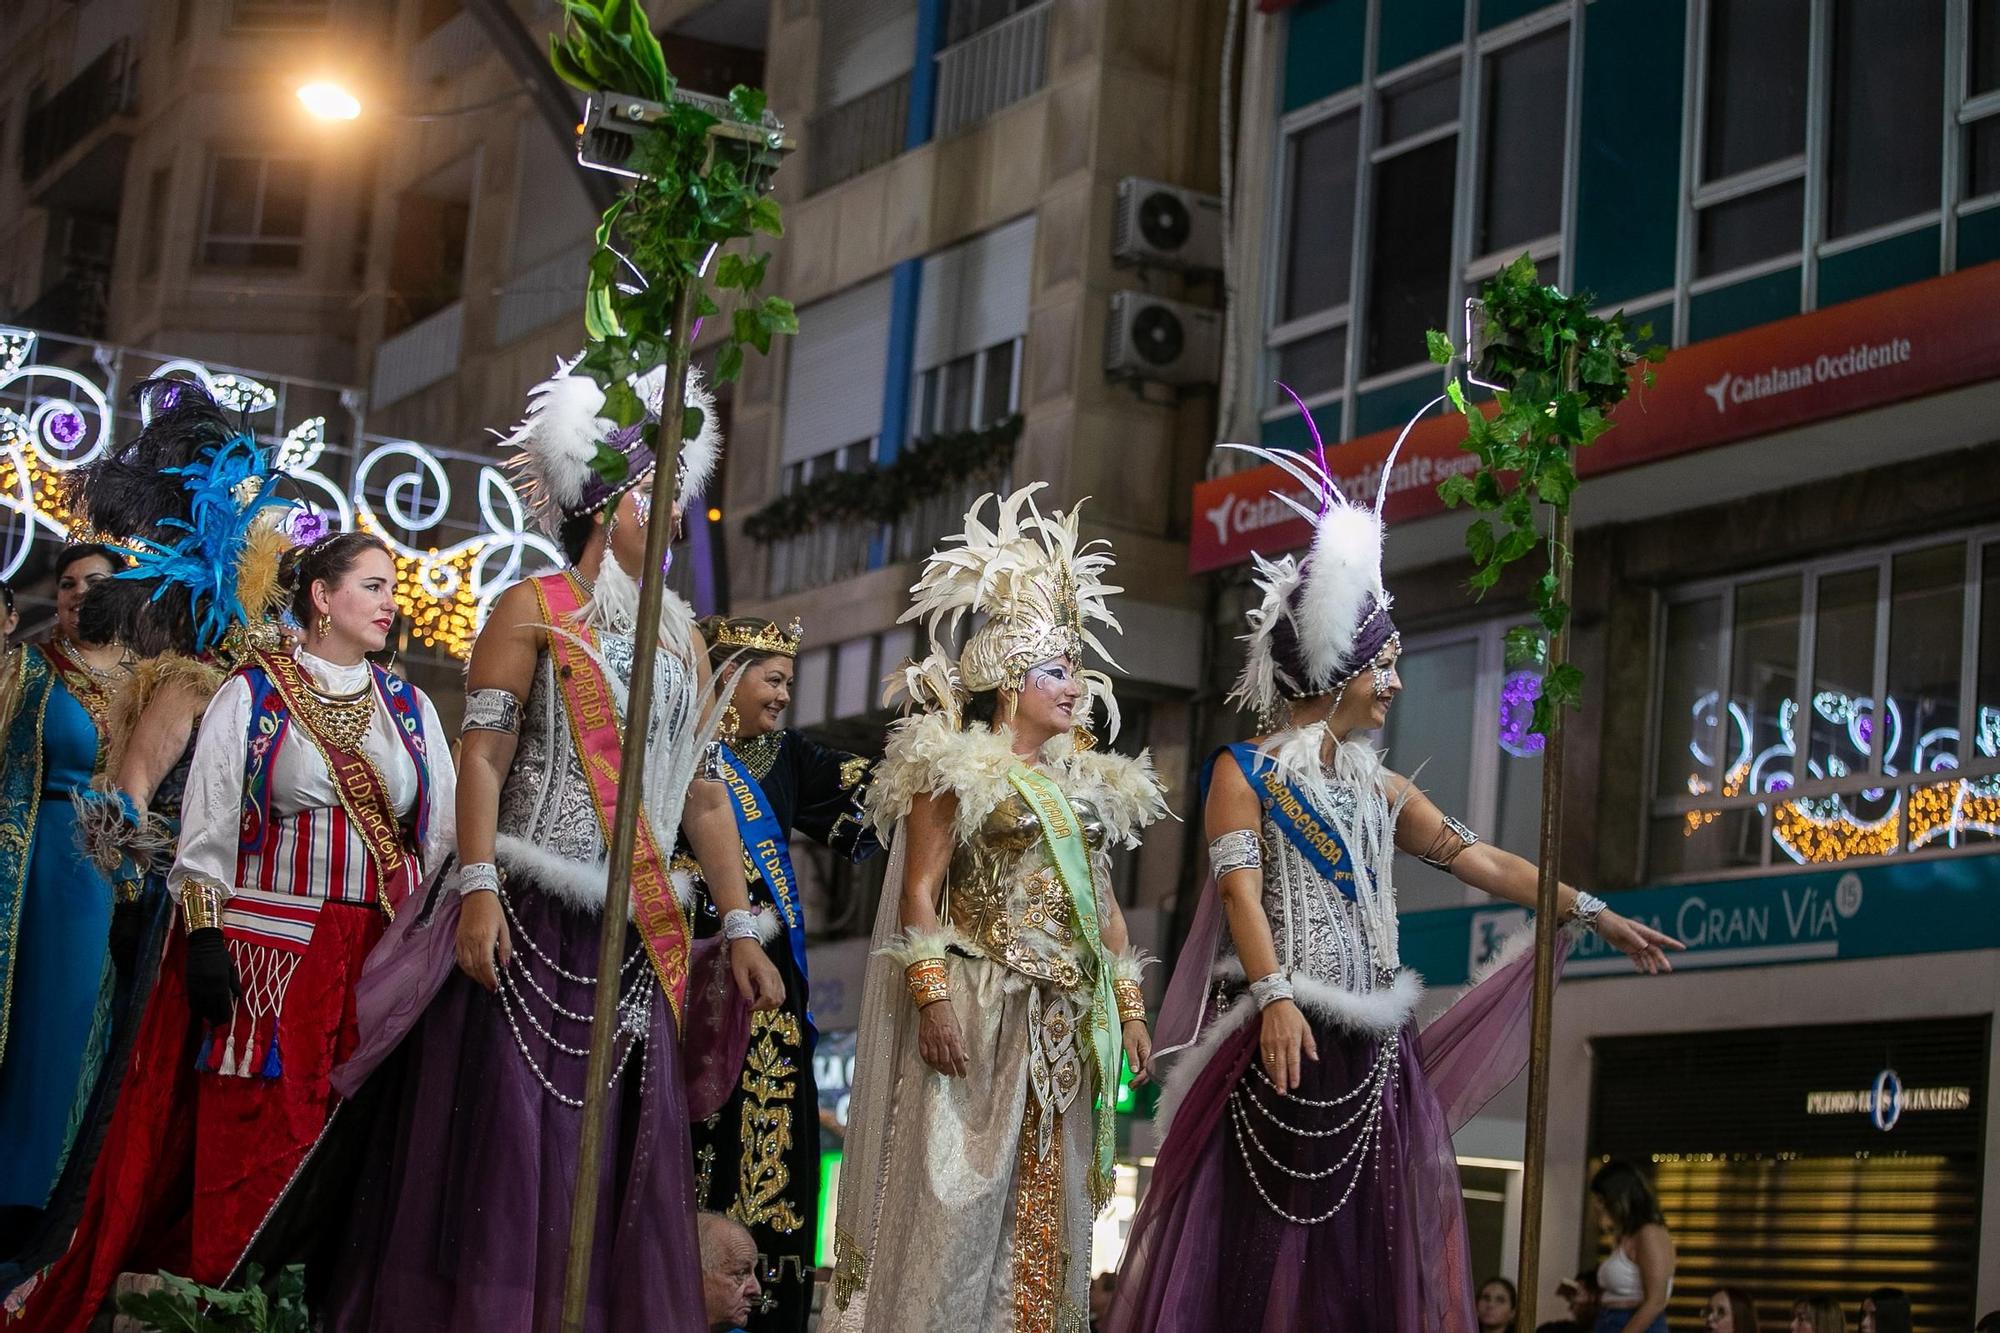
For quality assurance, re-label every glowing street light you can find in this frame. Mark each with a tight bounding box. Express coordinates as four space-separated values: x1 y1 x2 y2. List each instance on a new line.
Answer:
296 81 362 121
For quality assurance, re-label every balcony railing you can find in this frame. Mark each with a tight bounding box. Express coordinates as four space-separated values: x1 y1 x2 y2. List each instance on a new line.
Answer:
933 1 1050 139
370 301 463 408
806 73 911 195
764 515 876 597
21 39 139 183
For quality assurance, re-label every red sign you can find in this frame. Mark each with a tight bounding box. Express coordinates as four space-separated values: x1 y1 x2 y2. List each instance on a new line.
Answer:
1191 261 2000 573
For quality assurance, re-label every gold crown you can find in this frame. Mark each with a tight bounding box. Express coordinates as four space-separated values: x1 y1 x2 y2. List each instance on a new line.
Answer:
715 617 803 658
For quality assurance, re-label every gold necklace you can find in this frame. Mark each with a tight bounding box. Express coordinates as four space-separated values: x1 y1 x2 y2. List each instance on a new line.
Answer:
732 728 783 781
297 676 374 752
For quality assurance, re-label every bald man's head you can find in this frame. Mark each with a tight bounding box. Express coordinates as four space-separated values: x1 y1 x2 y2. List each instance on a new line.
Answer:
697 1212 760 1330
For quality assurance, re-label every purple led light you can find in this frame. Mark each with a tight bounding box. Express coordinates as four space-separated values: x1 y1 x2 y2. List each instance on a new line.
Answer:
289 508 329 546
1497 669 1546 758
1856 713 1875 745
48 410 84 447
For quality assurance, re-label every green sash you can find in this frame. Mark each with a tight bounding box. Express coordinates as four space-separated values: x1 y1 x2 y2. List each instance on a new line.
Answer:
1006 764 1119 1205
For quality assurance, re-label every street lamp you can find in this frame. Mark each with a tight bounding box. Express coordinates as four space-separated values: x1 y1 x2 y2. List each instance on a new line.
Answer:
296 81 362 121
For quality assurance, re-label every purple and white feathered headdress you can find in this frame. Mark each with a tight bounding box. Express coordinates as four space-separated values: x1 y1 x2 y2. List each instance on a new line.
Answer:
1222 385 1444 719
499 356 722 537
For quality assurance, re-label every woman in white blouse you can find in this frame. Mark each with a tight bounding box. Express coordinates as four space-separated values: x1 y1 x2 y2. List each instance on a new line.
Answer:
14 532 456 1328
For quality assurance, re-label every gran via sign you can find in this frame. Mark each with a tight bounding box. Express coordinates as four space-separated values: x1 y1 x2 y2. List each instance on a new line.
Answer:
1401 856 2000 987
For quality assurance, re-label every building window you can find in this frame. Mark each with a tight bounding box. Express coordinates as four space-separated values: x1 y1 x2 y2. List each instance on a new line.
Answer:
1648 527 2000 879
944 0 1039 45
1377 619 1546 912
1471 24 1566 271
1364 58 1458 380
1963 0 2000 205
780 440 873 498
911 337 1019 439
140 166 172 278
1826 0 1943 239
1691 0 1810 279
200 155 308 269
1268 105 1358 410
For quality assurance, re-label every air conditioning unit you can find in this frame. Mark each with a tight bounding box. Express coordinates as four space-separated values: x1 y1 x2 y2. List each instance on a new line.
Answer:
1104 291 1221 389
1113 177 1224 274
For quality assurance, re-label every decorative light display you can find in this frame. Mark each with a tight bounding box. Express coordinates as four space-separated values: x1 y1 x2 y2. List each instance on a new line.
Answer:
1683 687 2000 864
0 326 560 659
1497 668 1547 758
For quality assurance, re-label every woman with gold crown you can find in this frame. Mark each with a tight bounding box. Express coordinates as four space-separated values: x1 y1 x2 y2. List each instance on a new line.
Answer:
685 613 880 1333
825 482 1167 1333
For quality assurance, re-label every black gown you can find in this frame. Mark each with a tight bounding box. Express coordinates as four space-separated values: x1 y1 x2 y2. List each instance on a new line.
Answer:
689 728 878 1333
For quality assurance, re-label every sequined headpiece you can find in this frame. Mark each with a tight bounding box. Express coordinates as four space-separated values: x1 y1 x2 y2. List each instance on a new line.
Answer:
714 617 803 658
888 483 1127 736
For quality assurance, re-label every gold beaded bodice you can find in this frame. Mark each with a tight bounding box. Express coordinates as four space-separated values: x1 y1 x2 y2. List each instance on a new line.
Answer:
944 789 1108 992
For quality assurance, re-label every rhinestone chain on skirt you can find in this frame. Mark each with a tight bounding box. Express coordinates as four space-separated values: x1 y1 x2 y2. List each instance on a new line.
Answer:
1225 1037 1400 1225
493 885 653 1109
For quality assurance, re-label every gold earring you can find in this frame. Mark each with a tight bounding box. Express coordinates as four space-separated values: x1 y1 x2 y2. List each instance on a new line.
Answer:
317 613 331 638
721 703 741 740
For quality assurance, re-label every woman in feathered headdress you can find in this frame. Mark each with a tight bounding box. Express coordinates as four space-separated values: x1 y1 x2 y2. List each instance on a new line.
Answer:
824 483 1168 1333
9 381 459 1330
319 360 780 1333
1106 411 1680 1333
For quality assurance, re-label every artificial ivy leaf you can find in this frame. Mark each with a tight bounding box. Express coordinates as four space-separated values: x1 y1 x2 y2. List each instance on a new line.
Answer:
759 295 799 334
715 341 745 383
1504 623 1547 666
1425 328 1454 365
1445 378 1468 414
682 405 706 440
714 253 751 290
1438 473 1475 508
1496 525 1538 563
1503 253 1538 287
1466 518 1496 565
584 283 623 341
591 441 632 488
1544 662 1585 707
1469 563 1504 594
729 84 768 122
1538 601 1569 635
748 196 784 237
1537 464 1577 507
601 380 645 428
732 306 771 354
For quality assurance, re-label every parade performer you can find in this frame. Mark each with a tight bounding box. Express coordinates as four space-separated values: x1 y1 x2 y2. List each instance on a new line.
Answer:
1106 438 1680 1333
688 614 879 1333
10 525 455 1330
1 377 296 1287
324 363 782 1333
0 544 129 1253
825 484 1167 1333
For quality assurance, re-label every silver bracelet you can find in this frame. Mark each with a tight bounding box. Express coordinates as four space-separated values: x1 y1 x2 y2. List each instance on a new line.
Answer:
1209 828 1262 878
1566 890 1608 935
461 689 522 736
722 908 762 943
1419 813 1481 870
458 861 501 897
1248 972 1295 1011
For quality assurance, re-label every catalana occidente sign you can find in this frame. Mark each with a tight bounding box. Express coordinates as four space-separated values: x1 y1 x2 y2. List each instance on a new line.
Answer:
1191 261 2000 572
1400 855 2000 989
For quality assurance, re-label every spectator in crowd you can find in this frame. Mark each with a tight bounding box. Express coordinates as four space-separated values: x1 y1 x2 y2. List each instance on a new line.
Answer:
1974 1310 2000 1333
1540 1271 1603 1333
1791 1295 1848 1333
698 1212 762 1333
1089 1271 1119 1331
0 580 17 645
1589 1161 1676 1333
1859 1288 1911 1333
1479 1277 1520 1333
1703 1288 1760 1332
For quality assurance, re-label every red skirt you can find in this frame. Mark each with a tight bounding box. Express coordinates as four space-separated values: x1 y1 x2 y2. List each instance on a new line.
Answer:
11 901 382 1331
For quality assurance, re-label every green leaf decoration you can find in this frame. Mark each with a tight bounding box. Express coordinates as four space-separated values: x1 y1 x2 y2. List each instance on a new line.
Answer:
682 404 706 441
742 416 1026 544
1426 254 1665 737
590 441 631 489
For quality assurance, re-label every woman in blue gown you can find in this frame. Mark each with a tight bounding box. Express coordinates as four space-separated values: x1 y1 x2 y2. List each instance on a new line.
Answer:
0 544 130 1250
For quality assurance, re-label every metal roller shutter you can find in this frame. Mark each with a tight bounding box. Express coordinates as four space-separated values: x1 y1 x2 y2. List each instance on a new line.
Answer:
912 213 1037 373
820 0 917 108
781 274 894 466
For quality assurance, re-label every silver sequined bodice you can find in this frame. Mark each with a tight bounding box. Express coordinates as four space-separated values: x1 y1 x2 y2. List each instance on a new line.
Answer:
495 631 693 863
1218 783 1385 994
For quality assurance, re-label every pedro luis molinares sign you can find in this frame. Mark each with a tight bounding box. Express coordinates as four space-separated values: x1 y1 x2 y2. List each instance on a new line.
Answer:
1805 1069 1973 1132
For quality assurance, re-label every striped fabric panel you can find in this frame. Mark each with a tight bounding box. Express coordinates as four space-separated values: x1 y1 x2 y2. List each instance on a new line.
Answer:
220 887 323 952
242 806 379 905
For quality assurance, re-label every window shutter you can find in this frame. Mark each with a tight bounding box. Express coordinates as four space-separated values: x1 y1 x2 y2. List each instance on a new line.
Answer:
782 274 894 465
821 0 917 108
913 213 1037 373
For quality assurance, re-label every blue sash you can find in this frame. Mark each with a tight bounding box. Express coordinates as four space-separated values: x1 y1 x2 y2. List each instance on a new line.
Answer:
1205 742 1360 901
715 744 814 1045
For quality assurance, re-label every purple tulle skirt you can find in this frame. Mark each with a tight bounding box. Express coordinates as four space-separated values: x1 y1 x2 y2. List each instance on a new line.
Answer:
325 882 739 1333
1109 1015 1477 1333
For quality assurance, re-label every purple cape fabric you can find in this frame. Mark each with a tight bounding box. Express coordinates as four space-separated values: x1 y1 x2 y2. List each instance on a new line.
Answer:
324 884 751 1332
1131 877 1571 1330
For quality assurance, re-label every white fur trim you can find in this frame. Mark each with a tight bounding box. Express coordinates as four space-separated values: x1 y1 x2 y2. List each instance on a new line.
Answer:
1158 965 1423 1143
877 923 971 968
495 832 697 917
673 365 721 504
1109 947 1158 984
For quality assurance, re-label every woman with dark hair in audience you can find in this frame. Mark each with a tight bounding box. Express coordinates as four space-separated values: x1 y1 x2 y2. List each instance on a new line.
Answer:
1858 1287 1910 1333
1791 1294 1848 1333
0 542 129 1256
1479 1277 1520 1333
1703 1286 1759 1333
1589 1161 1675 1333
11 528 456 1329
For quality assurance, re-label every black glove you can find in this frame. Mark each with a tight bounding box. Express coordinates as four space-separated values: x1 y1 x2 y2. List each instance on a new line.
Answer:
185 927 241 1027
108 899 144 974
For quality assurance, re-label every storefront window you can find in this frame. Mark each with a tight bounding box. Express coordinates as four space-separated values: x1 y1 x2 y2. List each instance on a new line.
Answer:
1650 529 2000 877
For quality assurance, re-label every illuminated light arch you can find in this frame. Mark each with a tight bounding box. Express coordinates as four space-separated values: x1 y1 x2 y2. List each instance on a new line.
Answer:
0 326 561 658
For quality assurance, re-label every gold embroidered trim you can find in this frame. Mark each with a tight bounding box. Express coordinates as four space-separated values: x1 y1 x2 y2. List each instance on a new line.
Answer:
1012 1099 1065 1333
726 1007 805 1234
831 1229 867 1310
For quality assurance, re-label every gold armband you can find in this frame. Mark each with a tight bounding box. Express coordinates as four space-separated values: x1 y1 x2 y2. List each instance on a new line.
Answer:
904 958 951 1009
178 877 227 933
1114 978 1147 1025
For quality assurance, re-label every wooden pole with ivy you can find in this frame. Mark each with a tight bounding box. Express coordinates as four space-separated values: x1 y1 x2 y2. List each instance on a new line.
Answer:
1429 256 1659 1329
543 7 796 1330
